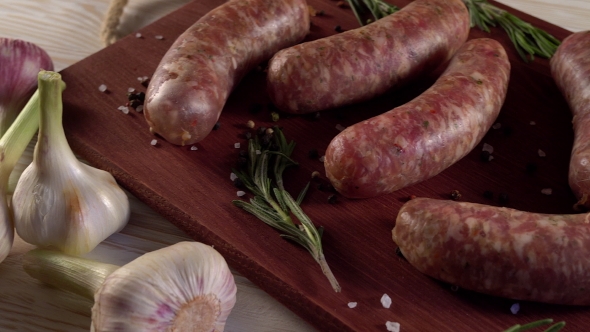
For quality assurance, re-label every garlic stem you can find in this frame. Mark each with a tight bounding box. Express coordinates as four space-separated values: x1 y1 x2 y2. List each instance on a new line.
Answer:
23 248 119 300
0 78 64 263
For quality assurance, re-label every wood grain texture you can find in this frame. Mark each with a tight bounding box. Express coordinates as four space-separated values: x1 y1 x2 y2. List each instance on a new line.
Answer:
0 0 589 331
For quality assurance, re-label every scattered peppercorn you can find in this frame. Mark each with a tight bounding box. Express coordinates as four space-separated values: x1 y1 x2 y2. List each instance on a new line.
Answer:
409 194 417 200
498 193 509 205
502 125 513 136
271 111 280 122
213 122 221 130
483 190 493 200
311 171 320 179
395 247 405 259
334 25 343 32
244 131 252 140
327 194 338 204
233 177 244 188
480 150 491 162
249 103 263 114
261 133 272 147
257 126 267 136
525 162 537 174
308 149 319 159
450 190 462 201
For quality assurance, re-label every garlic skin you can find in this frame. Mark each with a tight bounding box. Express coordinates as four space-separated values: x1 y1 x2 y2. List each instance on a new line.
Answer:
91 242 237 332
13 71 130 256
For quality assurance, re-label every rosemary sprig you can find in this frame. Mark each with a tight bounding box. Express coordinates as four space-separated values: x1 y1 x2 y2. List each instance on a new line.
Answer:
232 127 341 292
503 318 565 332
344 0 561 62
465 0 561 61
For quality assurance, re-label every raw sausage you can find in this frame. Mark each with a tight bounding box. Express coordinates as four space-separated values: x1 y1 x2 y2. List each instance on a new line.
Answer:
266 0 470 114
324 38 510 198
392 197 590 305
550 31 590 210
144 0 310 145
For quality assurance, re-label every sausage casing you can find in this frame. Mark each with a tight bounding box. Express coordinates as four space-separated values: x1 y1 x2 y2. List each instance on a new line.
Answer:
144 0 310 145
550 31 590 209
324 38 510 198
266 0 470 114
393 197 590 305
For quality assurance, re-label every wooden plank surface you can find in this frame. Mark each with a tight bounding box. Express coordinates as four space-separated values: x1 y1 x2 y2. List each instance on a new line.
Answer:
1 0 590 331
53 0 590 331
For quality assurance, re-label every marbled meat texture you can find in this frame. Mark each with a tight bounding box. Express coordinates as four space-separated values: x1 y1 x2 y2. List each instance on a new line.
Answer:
266 0 470 114
324 38 510 198
550 31 590 210
144 0 310 145
392 197 590 305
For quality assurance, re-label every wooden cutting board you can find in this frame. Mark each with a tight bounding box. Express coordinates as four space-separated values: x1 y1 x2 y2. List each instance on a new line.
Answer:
59 0 586 330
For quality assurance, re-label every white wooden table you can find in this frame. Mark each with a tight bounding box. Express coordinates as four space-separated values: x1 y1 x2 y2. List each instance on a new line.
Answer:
0 0 588 331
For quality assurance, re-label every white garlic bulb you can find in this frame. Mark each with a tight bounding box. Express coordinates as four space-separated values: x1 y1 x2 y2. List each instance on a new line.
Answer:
23 241 237 332
13 71 130 256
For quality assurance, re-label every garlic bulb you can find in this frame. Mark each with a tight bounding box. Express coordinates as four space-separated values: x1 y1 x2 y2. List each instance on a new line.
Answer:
0 80 55 263
13 70 130 256
23 241 237 332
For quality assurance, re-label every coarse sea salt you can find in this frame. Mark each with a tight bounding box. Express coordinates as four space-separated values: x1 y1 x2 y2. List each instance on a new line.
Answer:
237 191 246 197
230 173 238 181
118 106 130 114
135 32 142 38
347 302 357 308
381 294 392 309
541 188 553 195
482 143 494 154
234 143 241 149
386 321 401 332
319 155 326 163
155 35 164 40
190 145 198 151
335 124 346 131
538 149 546 157
150 139 158 146
492 123 502 130
530 121 536 125
510 303 520 314
98 84 108 92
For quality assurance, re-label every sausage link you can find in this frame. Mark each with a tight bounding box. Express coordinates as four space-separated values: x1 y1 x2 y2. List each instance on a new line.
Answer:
324 38 510 198
266 0 470 114
550 31 590 210
392 197 590 305
144 0 310 145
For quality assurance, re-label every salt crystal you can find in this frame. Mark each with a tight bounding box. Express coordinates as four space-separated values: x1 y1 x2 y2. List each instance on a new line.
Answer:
386 321 401 332
336 124 346 131
234 143 241 149
135 32 142 38
541 188 553 195
190 146 198 151
530 121 536 125
482 143 494 154
492 123 502 130
128 87 135 93
237 191 246 197
380 294 392 309
538 149 546 157
510 303 520 314
155 35 164 40
150 139 158 146
230 173 238 181
118 106 129 114
347 302 357 308
135 105 144 113
319 155 326 163
98 84 108 92
488 155 494 162
255 149 261 155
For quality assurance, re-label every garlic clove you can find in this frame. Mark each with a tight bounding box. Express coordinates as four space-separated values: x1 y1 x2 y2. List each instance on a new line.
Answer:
91 242 237 332
0 38 53 138
12 70 130 256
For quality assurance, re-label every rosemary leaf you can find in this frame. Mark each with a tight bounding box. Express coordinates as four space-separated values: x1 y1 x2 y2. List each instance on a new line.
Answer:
503 318 565 332
231 127 341 292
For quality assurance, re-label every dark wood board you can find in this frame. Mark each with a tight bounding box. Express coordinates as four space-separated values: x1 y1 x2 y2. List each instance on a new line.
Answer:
59 0 586 330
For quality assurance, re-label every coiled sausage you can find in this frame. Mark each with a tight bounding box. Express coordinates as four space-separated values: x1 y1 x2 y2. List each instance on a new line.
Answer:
550 31 590 210
266 0 470 114
144 0 310 145
393 197 590 305
324 38 511 198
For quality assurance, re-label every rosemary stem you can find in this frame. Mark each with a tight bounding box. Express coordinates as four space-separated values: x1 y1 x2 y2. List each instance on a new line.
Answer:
314 250 341 293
